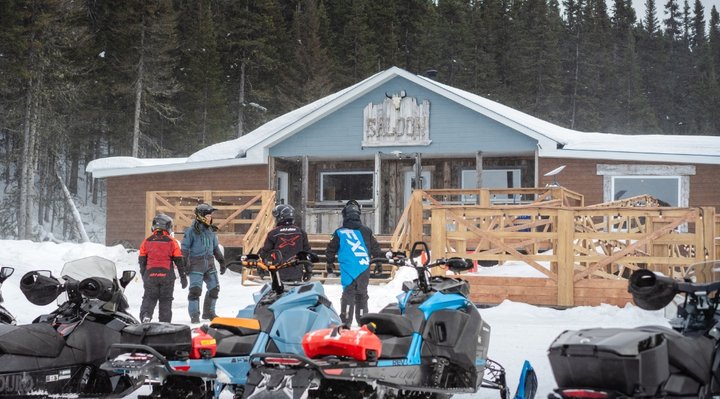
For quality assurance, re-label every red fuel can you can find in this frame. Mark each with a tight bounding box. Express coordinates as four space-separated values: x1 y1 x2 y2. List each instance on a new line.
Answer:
190 326 217 359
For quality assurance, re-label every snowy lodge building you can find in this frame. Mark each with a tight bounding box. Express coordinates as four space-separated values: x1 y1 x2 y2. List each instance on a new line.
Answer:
88 67 720 249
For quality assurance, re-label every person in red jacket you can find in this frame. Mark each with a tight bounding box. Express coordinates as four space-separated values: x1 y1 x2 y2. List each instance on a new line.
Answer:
138 214 187 323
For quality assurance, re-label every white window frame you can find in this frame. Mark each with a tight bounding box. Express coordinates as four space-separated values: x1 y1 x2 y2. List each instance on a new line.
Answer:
319 171 374 204
597 164 694 208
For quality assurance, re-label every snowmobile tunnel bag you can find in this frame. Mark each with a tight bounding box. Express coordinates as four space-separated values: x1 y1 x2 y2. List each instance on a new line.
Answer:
120 322 191 360
420 307 481 369
548 327 670 396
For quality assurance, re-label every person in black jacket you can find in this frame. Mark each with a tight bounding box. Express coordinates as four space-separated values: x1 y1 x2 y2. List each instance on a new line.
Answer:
259 204 312 282
325 200 382 326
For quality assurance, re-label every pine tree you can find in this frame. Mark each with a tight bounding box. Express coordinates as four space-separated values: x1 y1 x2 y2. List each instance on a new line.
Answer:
172 0 231 147
608 0 659 133
279 0 335 110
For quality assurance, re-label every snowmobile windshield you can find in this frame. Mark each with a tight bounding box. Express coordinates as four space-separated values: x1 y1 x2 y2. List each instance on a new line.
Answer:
57 256 117 304
684 260 720 284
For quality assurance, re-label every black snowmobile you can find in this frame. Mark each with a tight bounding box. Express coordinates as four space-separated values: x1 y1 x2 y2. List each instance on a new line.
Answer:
0 266 15 325
0 256 138 397
242 242 538 399
548 261 720 399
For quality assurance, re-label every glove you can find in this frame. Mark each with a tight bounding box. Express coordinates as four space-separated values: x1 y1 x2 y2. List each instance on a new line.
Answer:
180 275 188 289
326 263 335 275
219 261 227 275
302 263 313 282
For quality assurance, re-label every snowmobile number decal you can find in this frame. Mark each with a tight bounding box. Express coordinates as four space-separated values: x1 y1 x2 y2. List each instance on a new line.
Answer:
45 369 71 382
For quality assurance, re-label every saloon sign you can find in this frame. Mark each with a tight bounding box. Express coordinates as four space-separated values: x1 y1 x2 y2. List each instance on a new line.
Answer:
362 91 431 147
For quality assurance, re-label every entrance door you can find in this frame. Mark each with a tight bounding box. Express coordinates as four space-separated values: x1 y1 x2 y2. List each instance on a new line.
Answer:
404 170 431 206
276 171 288 204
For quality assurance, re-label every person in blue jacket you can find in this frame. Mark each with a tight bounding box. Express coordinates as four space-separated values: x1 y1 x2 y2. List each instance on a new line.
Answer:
181 203 225 323
325 200 382 326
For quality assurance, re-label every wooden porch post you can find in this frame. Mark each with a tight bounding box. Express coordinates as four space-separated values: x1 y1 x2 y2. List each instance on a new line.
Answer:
374 152 382 233
431 208 447 276
702 207 716 261
410 190 424 245
268 156 276 192
301 156 309 229
557 209 575 306
475 151 483 188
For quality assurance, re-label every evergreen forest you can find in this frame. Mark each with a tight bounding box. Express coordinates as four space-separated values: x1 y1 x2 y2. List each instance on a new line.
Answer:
1 0 719 241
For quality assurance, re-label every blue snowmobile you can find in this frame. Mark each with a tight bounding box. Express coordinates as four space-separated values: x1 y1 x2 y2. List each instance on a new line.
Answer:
242 242 538 399
103 250 342 399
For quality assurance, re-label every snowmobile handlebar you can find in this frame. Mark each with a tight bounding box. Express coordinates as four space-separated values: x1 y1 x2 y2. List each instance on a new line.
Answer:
237 254 315 272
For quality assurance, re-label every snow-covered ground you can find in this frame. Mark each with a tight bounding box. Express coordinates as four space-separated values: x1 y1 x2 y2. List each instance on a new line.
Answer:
0 240 671 398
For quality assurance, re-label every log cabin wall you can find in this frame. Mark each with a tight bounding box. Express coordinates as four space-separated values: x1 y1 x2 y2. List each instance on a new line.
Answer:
106 165 267 248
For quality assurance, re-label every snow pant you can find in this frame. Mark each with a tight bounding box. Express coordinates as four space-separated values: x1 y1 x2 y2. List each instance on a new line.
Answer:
340 269 369 327
187 268 219 319
140 269 175 323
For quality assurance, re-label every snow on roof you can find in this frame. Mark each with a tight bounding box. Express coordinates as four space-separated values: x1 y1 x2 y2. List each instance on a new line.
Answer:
421 76 720 163
87 67 720 178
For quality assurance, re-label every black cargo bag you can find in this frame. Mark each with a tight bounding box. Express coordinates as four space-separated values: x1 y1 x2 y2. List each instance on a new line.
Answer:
548 327 670 396
120 322 191 360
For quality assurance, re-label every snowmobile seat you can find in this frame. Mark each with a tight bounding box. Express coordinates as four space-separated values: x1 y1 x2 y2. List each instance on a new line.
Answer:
0 323 66 357
208 318 261 356
210 317 261 336
640 326 714 384
359 313 414 359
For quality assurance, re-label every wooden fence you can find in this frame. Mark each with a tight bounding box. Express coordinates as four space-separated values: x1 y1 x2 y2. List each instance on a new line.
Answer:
392 189 717 306
145 190 276 253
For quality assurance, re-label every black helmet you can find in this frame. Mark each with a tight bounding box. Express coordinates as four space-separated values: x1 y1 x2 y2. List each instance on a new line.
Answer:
272 204 295 225
151 214 173 232
342 200 361 221
195 203 216 226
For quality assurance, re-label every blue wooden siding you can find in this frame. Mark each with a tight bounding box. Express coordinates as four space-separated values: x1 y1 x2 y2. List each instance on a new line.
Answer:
269 76 537 157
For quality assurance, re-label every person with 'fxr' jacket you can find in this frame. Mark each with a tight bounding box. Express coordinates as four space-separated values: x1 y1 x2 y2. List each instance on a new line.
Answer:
181 203 225 324
138 214 186 323
325 200 382 327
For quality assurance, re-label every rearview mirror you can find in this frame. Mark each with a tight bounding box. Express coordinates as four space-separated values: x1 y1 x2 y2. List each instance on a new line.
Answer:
120 270 136 288
0 267 14 283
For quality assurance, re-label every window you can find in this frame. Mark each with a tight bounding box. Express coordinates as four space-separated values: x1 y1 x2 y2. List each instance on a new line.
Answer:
598 164 694 207
462 169 522 203
611 176 680 206
320 171 374 202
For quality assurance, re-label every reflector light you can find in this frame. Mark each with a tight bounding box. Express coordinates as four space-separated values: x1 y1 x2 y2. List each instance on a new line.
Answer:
324 369 343 375
264 357 302 366
561 389 609 399
172 365 191 372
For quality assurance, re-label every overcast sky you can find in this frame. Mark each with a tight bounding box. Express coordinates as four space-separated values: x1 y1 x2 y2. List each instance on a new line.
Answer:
630 0 720 25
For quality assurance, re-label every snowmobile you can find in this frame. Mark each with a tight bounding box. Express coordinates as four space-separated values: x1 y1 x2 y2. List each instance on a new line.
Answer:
0 266 16 325
103 250 342 399
241 241 538 399
547 261 720 399
0 256 138 397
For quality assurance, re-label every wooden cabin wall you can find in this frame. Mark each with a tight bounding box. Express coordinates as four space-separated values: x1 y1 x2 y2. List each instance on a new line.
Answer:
106 165 267 248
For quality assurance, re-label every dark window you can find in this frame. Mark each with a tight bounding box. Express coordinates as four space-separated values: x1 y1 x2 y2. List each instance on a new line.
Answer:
320 172 373 202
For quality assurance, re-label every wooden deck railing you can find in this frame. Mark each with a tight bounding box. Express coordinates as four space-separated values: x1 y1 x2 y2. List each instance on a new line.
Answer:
145 190 276 251
392 189 717 306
